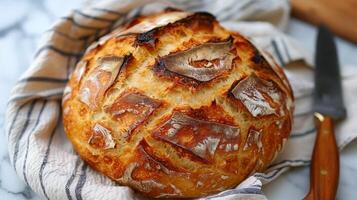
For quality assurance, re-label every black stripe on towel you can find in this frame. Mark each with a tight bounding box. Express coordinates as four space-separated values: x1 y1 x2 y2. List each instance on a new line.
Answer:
49 29 91 41
35 45 83 58
75 163 88 200
218 2 242 21
91 7 124 16
271 39 285 66
267 159 310 170
73 9 116 23
254 169 281 180
61 17 105 30
35 6 128 66
8 91 63 103
35 9 124 60
65 158 81 200
92 29 101 43
205 187 262 200
255 159 310 180
290 128 316 138
12 100 37 169
281 38 291 61
39 103 60 200
23 100 47 185
18 77 69 84
100 11 129 39
7 103 27 139
57 10 123 35
65 36 90 78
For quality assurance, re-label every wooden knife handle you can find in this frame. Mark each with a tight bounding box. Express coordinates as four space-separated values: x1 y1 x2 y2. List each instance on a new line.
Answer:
304 113 339 200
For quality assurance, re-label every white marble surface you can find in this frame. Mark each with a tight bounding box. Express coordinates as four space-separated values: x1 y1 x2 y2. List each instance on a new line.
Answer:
0 0 356 199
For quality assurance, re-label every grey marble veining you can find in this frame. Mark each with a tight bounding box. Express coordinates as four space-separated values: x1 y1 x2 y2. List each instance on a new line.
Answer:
0 0 356 200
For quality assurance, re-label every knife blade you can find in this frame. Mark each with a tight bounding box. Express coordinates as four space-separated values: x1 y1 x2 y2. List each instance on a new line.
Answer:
304 26 346 200
313 26 346 119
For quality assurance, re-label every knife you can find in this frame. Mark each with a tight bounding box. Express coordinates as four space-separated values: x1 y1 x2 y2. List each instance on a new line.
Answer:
304 27 346 200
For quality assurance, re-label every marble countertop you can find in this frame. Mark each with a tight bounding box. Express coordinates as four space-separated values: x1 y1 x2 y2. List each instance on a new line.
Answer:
1 0 356 199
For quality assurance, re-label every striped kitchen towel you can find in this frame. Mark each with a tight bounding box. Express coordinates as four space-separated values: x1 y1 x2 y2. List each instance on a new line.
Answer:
5 0 357 199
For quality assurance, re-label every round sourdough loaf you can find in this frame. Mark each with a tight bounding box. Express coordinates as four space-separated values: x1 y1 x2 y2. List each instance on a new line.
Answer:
62 9 294 198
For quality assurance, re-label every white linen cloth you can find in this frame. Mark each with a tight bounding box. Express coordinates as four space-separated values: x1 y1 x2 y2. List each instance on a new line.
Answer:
5 0 357 199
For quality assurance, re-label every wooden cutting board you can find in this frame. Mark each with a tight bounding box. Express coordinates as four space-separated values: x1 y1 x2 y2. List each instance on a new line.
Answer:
291 0 357 44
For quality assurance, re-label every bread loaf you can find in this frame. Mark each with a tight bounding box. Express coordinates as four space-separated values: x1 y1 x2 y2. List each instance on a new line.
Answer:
62 9 294 198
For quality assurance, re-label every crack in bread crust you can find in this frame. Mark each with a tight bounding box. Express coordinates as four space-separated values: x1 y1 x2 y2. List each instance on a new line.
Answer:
63 10 294 198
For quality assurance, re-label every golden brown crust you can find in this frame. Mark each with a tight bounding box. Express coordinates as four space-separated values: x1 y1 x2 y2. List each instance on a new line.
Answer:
62 10 294 198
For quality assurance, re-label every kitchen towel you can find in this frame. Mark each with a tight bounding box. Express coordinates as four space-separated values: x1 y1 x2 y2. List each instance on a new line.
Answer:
5 0 357 199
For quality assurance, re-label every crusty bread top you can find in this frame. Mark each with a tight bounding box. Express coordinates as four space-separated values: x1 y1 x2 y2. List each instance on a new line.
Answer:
62 9 294 198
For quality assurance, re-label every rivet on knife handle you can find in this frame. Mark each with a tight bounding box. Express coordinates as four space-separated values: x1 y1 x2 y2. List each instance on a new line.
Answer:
304 112 339 200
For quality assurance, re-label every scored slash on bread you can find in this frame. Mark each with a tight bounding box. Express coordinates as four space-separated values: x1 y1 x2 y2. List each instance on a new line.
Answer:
62 9 294 198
